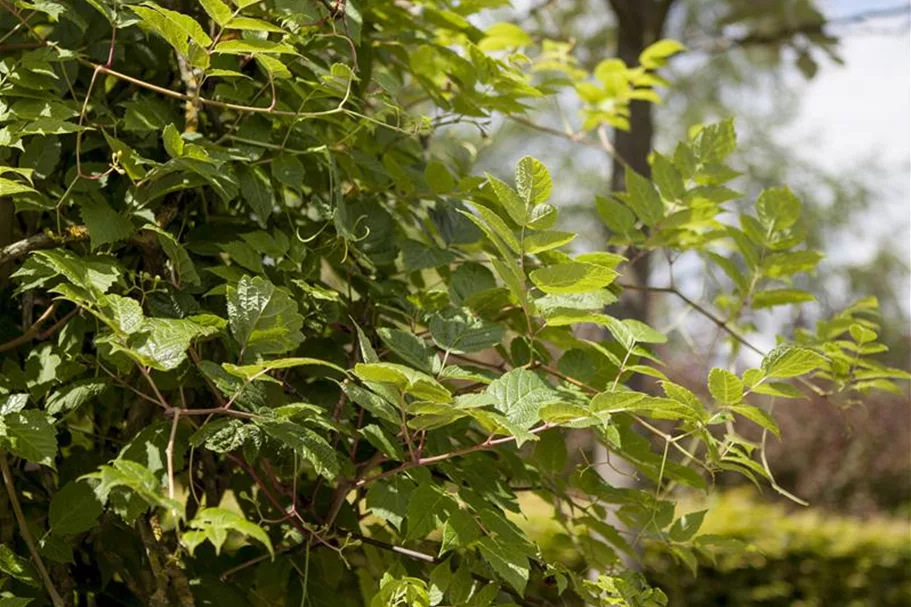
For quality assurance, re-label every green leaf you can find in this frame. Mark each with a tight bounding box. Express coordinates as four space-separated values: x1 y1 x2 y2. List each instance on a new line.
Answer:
272 154 304 189
523 230 575 254
110 318 217 371
761 346 827 378
227 275 304 359
0 410 57 467
515 156 551 206
425 161 455 195
360 424 405 461
102 294 145 335
353 363 451 403
132 4 211 56
223 357 346 381
727 404 780 438
257 420 339 480
530 262 617 295
478 22 532 51
849 324 877 344
400 240 456 272
82 459 182 514
188 507 274 557
162 123 184 158
49 481 103 536
477 536 529 595
429 309 504 354
0 545 38 587
639 39 686 69
0 177 38 197
214 39 297 55
756 186 801 231
366 476 414 532
198 0 232 26
652 152 684 201
623 167 664 226
694 119 737 165
533 430 567 473
146 226 201 287
440 507 481 553
751 288 814 309
79 200 134 249
485 174 526 226
486 369 560 433
604 317 667 348
449 263 497 305
406 483 449 540
377 328 435 373
45 379 107 415
708 369 743 405
237 165 274 225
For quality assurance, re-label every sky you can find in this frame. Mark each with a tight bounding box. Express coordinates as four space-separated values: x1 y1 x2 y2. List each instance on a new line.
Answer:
788 0 910 271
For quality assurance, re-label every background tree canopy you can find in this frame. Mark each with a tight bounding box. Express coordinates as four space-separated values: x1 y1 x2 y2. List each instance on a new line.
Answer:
0 1 907 606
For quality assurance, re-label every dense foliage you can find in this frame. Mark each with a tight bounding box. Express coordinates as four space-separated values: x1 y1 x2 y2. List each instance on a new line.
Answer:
0 1 906 606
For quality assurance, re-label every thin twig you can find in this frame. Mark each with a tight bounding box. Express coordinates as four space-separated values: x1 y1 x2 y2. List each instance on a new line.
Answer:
0 452 65 607
166 412 181 501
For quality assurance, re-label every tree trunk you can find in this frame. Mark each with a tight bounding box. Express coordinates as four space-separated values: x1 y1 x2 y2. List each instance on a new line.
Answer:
592 0 674 575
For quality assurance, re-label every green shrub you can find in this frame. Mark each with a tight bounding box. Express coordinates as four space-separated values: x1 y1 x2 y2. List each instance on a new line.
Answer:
645 490 911 607
0 1 907 606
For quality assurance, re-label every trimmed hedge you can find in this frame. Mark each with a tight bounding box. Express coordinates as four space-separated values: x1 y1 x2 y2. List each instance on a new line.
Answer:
645 490 911 606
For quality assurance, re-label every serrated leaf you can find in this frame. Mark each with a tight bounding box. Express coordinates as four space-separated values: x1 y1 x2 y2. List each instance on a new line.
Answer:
227 275 304 360
257 420 339 480
353 363 451 403
0 410 57 467
406 483 450 540
485 174 525 226
79 200 134 249
756 186 801 231
604 317 667 348
132 4 211 56
429 309 504 354
366 476 414 532
477 536 529 595
486 369 560 434
111 318 217 371
102 294 144 334
377 328 435 373
761 346 826 378
515 156 551 206
81 459 182 514
198 0 232 26
708 368 743 404
45 379 107 415
624 166 664 226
